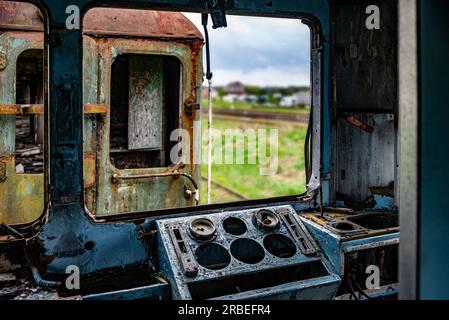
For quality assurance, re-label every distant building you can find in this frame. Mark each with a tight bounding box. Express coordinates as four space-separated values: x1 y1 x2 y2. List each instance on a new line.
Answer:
225 81 245 96
258 94 269 104
243 95 258 103
223 94 238 103
223 93 257 104
280 91 311 107
273 93 283 100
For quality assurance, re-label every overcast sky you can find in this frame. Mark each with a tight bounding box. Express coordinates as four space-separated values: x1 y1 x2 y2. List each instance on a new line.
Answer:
183 13 311 87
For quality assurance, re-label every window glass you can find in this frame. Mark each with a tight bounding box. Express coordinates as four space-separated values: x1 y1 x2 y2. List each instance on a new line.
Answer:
184 14 312 204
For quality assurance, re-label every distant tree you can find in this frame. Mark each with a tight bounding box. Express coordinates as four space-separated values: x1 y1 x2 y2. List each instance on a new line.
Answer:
215 86 225 97
245 85 263 96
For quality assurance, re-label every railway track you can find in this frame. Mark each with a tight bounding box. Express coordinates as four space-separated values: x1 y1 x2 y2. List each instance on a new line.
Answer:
203 108 309 123
201 176 248 200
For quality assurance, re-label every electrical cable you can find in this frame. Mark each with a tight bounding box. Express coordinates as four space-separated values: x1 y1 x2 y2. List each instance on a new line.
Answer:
353 278 375 300
202 13 214 204
304 102 313 184
347 278 360 300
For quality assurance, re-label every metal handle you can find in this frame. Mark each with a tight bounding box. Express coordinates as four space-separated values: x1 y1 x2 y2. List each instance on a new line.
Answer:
111 170 199 205
111 170 181 184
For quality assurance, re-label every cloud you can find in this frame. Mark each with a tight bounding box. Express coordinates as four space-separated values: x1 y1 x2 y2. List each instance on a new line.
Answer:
211 67 310 87
183 13 311 87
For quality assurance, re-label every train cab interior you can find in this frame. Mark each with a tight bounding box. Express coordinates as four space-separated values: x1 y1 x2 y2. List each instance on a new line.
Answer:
0 0 448 301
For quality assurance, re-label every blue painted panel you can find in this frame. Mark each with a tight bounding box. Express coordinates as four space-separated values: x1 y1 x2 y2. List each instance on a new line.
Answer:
419 0 449 300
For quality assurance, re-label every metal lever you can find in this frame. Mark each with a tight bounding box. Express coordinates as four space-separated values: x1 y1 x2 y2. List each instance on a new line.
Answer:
168 224 199 277
277 209 318 255
185 102 200 116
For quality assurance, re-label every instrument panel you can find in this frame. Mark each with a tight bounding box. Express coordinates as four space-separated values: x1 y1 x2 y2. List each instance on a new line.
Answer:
156 205 341 300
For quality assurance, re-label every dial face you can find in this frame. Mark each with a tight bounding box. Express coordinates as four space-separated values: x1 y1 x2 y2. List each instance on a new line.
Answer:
253 209 280 232
189 218 217 241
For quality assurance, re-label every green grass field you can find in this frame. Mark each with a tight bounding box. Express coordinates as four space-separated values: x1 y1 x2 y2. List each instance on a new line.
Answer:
202 99 310 114
200 116 308 204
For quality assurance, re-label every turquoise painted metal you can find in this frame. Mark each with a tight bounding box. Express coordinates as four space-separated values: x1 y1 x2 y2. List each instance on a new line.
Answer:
419 0 449 300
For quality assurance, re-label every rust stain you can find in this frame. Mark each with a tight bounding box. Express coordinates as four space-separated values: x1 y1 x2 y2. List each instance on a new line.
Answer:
0 51 6 71
2 2 205 219
83 154 97 188
0 104 44 115
0 3 203 42
0 2 43 32
21 104 44 115
339 112 374 133
0 105 19 115
83 8 203 41
0 156 44 225
0 104 107 115
84 104 108 114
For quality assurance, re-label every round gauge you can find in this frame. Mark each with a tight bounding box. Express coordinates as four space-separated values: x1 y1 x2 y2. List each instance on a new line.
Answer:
189 218 217 242
253 209 280 232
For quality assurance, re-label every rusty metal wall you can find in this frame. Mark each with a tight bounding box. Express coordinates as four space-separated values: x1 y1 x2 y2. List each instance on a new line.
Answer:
335 113 395 203
1 6 204 222
333 0 398 205
88 36 203 216
335 0 397 113
0 31 44 225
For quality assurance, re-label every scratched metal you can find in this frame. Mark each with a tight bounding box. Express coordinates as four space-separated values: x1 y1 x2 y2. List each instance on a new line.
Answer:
300 214 399 276
336 113 396 203
0 4 204 221
0 30 44 225
157 205 341 299
89 32 203 216
128 55 163 150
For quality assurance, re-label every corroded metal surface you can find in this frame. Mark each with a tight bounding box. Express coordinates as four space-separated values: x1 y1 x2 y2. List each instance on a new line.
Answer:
157 205 341 299
0 30 44 225
90 36 203 216
0 156 44 224
128 55 163 150
301 210 399 241
0 2 203 41
83 8 203 40
1 3 204 222
0 2 43 32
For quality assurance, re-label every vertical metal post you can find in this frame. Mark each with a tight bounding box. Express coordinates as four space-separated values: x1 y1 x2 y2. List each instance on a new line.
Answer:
206 78 213 204
47 18 84 203
398 0 418 300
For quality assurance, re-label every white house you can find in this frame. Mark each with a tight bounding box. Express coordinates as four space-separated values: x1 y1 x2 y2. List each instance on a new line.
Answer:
280 91 311 107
